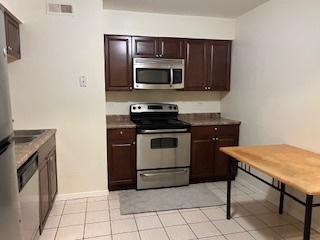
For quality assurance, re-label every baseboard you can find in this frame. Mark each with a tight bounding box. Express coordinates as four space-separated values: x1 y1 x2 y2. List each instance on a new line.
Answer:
56 190 109 201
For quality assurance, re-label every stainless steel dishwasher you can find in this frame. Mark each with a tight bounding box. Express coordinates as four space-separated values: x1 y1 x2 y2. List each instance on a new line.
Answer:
18 153 40 240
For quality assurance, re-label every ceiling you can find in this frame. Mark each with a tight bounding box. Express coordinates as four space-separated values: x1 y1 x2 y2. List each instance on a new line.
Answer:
103 0 269 18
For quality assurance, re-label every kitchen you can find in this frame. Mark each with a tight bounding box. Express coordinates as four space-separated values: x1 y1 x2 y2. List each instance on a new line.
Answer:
1 0 320 240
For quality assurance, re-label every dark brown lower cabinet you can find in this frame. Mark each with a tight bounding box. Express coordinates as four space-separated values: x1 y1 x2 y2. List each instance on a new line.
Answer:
48 150 58 202
190 125 239 183
107 128 136 191
39 136 57 233
39 162 50 230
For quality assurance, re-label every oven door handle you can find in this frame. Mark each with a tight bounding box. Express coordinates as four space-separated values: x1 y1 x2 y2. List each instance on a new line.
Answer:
170 68 174 87
140 169 188 178
140 129 189 134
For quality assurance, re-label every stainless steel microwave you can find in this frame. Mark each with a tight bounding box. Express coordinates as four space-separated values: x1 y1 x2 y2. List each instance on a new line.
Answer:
133 58 184 90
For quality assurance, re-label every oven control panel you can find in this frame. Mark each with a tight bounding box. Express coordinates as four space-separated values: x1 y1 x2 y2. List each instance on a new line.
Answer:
130 103 178 113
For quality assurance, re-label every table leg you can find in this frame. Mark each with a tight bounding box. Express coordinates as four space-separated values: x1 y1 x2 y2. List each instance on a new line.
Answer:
304 195 313 240
279 182 285 214
227 157 232 220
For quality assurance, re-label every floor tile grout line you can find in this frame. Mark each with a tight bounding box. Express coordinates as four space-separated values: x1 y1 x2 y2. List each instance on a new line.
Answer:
132 213 142 240
156 211 172 240
81 197 88 239
179 208 209 239
107 198 113 240
54 200 66 240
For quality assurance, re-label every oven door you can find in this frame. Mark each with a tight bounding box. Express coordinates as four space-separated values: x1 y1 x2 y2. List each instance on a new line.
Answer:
136 132 191 170
133 58 184 90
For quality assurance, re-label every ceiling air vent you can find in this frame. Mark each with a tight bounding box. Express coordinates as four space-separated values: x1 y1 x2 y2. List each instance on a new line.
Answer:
47 0 74 16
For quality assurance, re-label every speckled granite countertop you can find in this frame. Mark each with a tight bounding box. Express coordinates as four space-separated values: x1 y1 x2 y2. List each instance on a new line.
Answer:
15 129 57 169
107 115 136 129
106 113 240 129
179 113 241 126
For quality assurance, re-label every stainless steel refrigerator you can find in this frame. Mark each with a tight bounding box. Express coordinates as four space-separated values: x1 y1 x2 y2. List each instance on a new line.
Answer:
0 8 23 240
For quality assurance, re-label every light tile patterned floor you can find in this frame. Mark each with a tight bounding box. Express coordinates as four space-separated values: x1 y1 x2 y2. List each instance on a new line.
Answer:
40 180 320 240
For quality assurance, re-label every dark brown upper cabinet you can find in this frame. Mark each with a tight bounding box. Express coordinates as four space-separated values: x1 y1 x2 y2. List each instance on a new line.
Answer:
158 38 185 59
133 36 184 59
184 39 208 91
207 40 232 91
4 11 21 62
104 35 232 92
105 35 132 91
132 36 158 58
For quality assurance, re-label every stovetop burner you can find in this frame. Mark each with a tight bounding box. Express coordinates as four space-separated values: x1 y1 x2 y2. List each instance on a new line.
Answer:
130 103 190 132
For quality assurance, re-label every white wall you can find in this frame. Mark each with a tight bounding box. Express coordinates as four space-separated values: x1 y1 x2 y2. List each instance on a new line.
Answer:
0 0 24 21
7 0 107 195
4 2 237 195
103 9 235 39
103 10 236 115
221 0 320 229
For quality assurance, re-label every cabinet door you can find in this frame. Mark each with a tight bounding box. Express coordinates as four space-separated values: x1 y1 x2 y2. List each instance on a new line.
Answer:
190 126 214 183
184 40 207 90
48 150 57 203
39 162 50 229
105 35 132 91
4 12 21 61
132 37 157 58
107 129 136 190
158 38 184 59
191 139 215 182
208 41 231 91
214 137 236 178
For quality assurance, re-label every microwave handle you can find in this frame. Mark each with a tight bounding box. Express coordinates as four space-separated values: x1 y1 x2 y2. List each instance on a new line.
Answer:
170 68 174 87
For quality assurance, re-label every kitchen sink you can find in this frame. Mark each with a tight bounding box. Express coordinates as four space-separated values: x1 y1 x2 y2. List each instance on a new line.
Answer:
14 130 45 136
14 136 38 144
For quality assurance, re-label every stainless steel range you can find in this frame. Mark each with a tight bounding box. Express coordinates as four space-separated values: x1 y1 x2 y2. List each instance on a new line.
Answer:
130 103 191 190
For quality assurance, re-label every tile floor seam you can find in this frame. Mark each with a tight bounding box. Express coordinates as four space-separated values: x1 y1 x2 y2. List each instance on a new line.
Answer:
107 199 114 240
82 198 88 239
179 209 199 238
209 218 247 236
133 213 142 240
156 211 171 240
54 201 66 240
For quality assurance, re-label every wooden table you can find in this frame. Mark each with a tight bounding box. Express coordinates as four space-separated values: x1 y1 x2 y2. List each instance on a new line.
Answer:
220 144 320 240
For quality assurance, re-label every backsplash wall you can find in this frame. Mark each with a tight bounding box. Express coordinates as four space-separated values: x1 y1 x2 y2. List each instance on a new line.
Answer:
106 91 222 115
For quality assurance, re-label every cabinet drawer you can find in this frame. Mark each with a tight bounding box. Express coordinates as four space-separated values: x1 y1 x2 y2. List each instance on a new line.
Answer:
212 125 239 136
191 126 212 139
108 128 135 142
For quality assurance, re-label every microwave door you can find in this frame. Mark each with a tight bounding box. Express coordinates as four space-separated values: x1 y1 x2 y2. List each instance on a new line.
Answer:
134 67 173 90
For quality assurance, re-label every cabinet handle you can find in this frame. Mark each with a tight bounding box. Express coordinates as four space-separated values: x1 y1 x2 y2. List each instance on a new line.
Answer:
207 87 211 90
156 54 159 57
119 131 123 135
8 46 12 51
129 87 133 90
204 87 207 90
212 137 216 141
132 141 136 145
216 137 219 141
214 127 218 131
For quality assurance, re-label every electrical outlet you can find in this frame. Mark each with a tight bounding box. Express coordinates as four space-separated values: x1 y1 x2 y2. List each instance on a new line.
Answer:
79 75 87 87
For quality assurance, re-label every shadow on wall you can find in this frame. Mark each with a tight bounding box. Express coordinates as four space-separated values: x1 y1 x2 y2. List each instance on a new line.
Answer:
105 90 222 102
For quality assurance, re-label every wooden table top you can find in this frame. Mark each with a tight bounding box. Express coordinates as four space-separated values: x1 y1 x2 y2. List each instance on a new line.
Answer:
220 144 320 196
